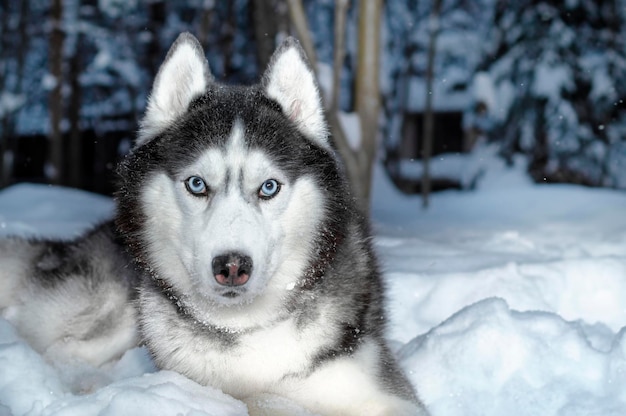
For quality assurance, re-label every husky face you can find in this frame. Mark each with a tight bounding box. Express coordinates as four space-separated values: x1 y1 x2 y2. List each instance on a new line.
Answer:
138 122 326 309
117 34 349 324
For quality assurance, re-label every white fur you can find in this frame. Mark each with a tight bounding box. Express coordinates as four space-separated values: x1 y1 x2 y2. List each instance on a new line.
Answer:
285 340 426 416
140 288 338 396
1 241 138 367
263 44 329 149
140 121 324 329
0 239 34 309
141 286 423 416
244 393 318 416
138 33 210 146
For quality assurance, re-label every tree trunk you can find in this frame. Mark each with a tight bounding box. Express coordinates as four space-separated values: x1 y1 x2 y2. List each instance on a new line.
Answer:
0 0 10 186
252 0 281 71
68 32 82 189
147 1 166 78
286 0 382 213
421 0 442 209
48 0 65 184
196 3 214 50
0 0 28 186
330 0 349 114
354 0 382 210
285 0 317 66
221 1 235 78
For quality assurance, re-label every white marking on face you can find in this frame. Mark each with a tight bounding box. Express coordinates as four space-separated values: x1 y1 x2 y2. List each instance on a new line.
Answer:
140 121 326 328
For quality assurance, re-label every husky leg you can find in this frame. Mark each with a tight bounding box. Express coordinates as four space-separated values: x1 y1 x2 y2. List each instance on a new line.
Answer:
281 340 429 416
0 238 39 310
0 228 139 367
2 267 138 366
244 393 319 416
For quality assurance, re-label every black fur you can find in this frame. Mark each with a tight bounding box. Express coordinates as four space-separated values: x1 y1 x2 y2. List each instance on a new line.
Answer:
115 76 417 405
26 222 137 292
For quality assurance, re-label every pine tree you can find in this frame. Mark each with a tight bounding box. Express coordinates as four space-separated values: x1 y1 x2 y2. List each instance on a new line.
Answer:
484 0 626 188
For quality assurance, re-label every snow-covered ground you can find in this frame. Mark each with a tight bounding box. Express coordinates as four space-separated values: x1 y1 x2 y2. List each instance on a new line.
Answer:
1 157 626 415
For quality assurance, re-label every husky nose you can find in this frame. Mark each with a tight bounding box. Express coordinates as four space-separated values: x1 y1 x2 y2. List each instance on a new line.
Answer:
212 252 253 286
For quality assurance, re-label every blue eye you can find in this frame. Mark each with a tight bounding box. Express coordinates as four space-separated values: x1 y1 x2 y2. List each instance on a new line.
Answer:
185 176 208 196
258 179 281 199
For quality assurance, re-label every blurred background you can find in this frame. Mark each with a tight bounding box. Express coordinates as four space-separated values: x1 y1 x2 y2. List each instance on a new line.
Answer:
0 0 625 199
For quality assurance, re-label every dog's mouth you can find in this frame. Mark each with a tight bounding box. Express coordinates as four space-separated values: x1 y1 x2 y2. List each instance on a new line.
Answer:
214 284 250 301
221 290 241 298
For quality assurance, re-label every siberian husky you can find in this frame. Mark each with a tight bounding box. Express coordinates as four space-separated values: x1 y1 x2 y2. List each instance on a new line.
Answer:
0 33 428 415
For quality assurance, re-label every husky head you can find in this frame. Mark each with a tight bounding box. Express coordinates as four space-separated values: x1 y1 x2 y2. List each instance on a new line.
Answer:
116 33 352 327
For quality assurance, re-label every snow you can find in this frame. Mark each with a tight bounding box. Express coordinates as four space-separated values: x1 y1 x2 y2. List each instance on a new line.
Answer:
1 158 626 415
98 0 138 19
0 183 114 240
396 144 533 190
371 160 626 415
337 111 362 151
531 62 573 101
0 92 26 119
407 76 470 113
469 72 497 115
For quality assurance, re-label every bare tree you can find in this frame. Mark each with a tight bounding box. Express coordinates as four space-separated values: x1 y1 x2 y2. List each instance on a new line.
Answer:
286 0 383 212
68 32 83 189
196 2 214 50
421 0 442 209
48 0 65 184
252 0 288 70
0 0 29 187
353 0 382 207
330 0 349 114
285 0 317 65
0 0 11 186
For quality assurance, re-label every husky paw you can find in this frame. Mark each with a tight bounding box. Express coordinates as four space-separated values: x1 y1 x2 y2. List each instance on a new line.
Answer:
357 399 429 416
244 393 319 416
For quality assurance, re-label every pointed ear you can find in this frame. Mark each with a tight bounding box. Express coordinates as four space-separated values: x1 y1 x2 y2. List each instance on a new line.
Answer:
138 32 212 146
262 37 329 148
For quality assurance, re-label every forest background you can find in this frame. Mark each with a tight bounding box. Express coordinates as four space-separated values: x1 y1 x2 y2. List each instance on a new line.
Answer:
0 0 624 204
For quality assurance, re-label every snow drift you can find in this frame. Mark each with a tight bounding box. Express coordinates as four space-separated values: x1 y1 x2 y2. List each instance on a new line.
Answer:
1 159 626 415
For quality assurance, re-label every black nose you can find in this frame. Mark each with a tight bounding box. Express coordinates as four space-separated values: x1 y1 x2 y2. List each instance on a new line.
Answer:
212 252 253 286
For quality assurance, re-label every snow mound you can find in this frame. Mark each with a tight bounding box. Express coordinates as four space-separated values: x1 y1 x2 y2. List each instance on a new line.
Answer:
0 183 114 239
401 298 626 416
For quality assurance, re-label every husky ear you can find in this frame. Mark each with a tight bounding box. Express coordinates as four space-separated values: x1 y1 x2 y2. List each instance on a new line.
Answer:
138 32 212 146
262 37 329 148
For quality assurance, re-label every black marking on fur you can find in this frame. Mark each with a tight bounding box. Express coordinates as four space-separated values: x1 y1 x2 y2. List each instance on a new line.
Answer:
224 168 231 193
29 221 138 290
237 167 244 196
150 276 239 349
298 226 345 291
35 242 87 279
309 290 371 368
